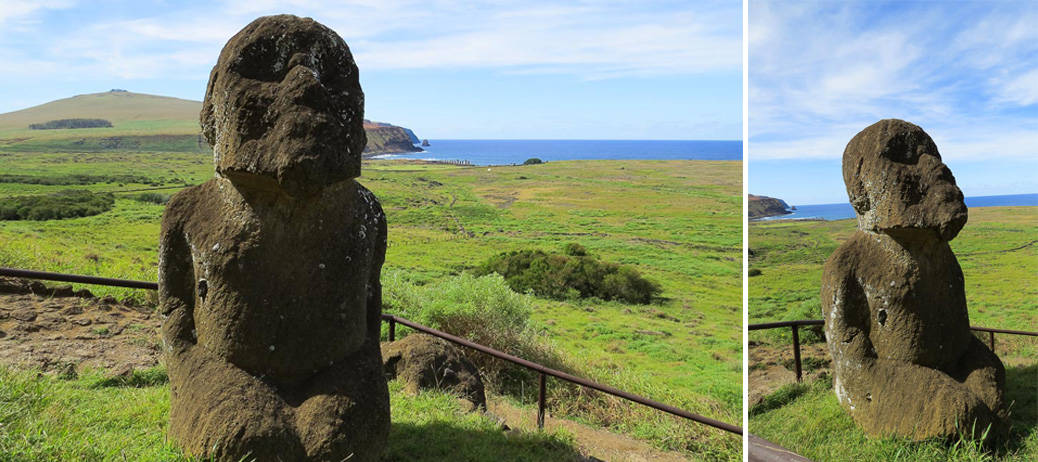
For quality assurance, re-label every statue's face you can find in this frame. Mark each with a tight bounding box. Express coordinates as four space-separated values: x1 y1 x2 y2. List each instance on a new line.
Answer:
201 15 365 197
844 120 967 241
866 152 967 241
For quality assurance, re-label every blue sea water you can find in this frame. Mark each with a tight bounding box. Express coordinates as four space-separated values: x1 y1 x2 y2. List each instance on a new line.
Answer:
371 139 742 165
757 193 1038 221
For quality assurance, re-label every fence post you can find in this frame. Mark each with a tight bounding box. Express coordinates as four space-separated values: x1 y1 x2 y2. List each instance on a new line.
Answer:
989 331 995 353
388 317 396 342
791 324 802 382
537 373 547 430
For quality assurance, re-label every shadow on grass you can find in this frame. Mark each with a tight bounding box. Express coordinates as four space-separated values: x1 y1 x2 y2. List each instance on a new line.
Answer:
384 420 583 462
1001 363 1037 454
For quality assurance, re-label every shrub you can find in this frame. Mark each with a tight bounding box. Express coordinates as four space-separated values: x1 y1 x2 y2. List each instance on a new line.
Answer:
381 270 563 391
28 118 112 130
130 192 170 205
748 268 762 276
0 190 114 221
563 242 587 256
474 247 661 304
523 157 543 165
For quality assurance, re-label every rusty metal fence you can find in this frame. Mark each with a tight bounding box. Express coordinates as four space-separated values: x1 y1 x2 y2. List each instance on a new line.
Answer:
0 266 743 436
748 319 1038 382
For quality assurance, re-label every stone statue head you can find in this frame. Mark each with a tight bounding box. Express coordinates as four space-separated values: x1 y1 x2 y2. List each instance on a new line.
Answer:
842 119 967 241
201 14 365 197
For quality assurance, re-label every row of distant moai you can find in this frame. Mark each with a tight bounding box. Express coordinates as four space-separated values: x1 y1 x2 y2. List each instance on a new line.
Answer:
154 14 1009 462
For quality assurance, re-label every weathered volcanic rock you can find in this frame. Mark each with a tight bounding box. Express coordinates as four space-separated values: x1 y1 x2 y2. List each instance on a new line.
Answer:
200 15 366 198
821 119 1006 441
160 15 389 461
383 334 487 410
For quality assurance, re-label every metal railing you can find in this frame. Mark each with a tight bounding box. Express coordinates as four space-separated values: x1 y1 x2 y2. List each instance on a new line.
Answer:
0 266 743 436
749 319 1037 382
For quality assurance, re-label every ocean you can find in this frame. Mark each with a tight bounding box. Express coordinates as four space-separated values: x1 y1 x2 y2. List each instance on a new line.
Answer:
370 139 742 165
757 193 1038 221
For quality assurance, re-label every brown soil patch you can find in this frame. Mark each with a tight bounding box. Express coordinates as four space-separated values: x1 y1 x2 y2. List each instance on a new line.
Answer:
0 281 161 374
487 398 693 461
748 341 830 407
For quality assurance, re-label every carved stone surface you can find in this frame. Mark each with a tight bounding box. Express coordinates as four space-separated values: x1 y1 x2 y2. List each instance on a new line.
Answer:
159 15 389 461
821 119 1006 441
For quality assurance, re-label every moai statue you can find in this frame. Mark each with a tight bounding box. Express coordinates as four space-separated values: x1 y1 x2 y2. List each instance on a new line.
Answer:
821 119 1007 441
158 15 389 461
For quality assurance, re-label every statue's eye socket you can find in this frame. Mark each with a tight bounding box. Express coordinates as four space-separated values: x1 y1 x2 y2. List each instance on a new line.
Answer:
233 39 286 82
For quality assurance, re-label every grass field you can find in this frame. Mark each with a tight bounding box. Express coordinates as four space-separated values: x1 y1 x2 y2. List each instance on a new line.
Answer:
0 141 742 458
0 366 579 461
748 208 1038 461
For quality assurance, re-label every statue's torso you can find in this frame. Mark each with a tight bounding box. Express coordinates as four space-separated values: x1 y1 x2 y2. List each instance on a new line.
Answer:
175 178 384 381
831 231 970 369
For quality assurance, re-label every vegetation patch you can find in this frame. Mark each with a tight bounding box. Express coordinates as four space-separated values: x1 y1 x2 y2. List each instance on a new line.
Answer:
474 244 662 304
129 192 171 205
29 118 112 130
0 173 151 185
0 190 114 220
382 271 562 391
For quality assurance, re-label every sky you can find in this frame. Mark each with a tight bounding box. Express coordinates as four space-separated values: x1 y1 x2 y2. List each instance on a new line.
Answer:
0 0 742 140
750 0 1038 205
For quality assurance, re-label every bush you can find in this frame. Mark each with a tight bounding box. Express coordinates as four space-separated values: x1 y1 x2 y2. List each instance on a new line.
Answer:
523 157 544 165
28 118 113 130
130 192 170 205
381 270 563 391
563 242 587 256
474 247 661 304
0 173 151 185
0 190 114 221
748 268 762 277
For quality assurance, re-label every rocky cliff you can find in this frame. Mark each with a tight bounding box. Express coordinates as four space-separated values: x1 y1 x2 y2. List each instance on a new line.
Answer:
748 194 792 219
363 120 422 155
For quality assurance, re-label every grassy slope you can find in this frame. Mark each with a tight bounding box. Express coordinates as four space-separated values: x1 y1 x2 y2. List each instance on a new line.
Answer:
748 208 1038 460
0 117 742 458
0 367 578 462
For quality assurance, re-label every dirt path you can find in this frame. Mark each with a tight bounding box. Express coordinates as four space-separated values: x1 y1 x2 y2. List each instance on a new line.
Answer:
0 278 161 375
488 398 693 461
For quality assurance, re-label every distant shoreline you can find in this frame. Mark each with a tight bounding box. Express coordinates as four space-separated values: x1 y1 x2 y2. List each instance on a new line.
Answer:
754 193 1038 222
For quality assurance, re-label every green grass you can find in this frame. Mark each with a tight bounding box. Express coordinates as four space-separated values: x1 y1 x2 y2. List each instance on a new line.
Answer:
748 207 1038 460
0 149 742 457
0 366 579 462
750 365 1037 461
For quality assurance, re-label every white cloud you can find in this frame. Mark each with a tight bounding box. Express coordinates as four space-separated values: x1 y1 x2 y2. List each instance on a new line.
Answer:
0 1 740 84
749 0 1038 166
0 0 75 25
992 68 1038 107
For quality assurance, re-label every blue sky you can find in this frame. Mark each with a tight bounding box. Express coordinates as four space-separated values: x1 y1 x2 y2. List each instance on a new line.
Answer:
0 0 742 140
750 0 1038 205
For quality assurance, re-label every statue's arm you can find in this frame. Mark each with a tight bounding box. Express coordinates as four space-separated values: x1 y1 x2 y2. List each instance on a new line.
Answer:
821 251 873 360
365 190 388 341
158 200 197 352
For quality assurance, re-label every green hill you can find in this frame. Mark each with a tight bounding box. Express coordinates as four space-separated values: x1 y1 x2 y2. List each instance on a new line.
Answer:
0 90 420 154
0 90 200 131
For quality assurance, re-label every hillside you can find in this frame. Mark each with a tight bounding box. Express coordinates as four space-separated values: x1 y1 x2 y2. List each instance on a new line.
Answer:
363 120 423 154
748 194 791 219
0 90 420 155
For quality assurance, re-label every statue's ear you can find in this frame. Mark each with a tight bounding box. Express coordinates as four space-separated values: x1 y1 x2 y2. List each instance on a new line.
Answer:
200 72 218 148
